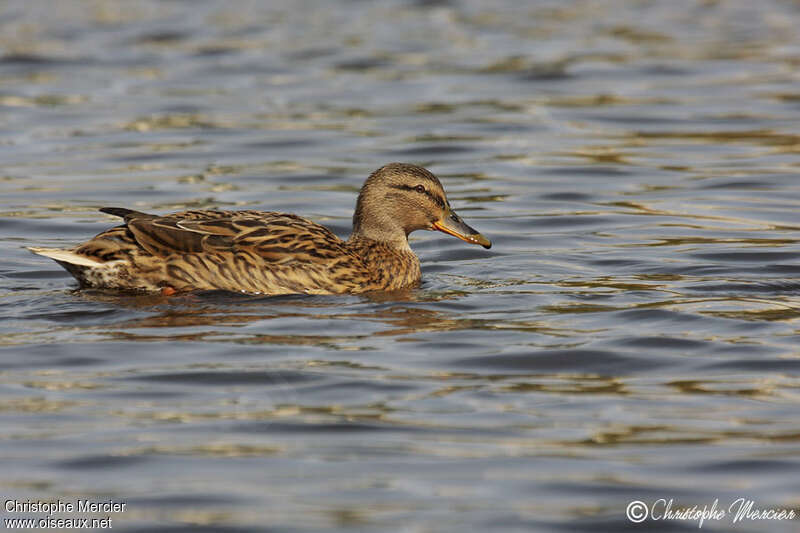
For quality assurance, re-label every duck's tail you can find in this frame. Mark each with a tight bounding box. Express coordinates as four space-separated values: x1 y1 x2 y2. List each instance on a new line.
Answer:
28 246 118 288
28 247 103 268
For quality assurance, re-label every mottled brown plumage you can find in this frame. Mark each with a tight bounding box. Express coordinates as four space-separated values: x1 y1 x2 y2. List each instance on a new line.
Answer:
29 163 491 295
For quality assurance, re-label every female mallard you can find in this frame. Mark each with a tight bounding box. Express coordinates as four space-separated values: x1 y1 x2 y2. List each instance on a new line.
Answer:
29 163 491 295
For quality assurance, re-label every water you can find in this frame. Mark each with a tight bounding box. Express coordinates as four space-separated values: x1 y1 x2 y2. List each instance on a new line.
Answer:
2 1 800 531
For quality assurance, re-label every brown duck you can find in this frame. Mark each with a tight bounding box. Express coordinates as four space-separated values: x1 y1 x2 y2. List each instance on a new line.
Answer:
29 163 491 295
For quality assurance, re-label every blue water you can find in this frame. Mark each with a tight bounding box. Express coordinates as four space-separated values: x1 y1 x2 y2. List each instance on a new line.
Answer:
2 1 800 531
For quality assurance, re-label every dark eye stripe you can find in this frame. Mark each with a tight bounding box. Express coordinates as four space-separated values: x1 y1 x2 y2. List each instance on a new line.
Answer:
389 184 446 209
430 194 446 209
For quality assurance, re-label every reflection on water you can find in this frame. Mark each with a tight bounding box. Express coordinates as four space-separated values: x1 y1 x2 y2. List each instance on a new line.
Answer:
2 0 800 531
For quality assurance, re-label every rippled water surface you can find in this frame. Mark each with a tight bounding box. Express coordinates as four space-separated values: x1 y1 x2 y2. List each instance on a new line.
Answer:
2 1 800 531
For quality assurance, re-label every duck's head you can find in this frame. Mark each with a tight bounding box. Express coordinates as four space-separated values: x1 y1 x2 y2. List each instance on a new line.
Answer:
350 163 491 249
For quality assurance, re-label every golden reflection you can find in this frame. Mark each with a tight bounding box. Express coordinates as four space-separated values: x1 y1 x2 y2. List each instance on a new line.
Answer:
124 114 222 132
606 200 670 215
0 94 86 107
126 66 163 80
128 140 206 153
366 307 478 337
767 92 800 102
304 360 385 371
540 303 620 314
631 236 797 248
667 380 764 398
409 134 483 142
631 129 800 149
481 55 538 73
543 291 800 325
582 425 716 446
501 376 628 395
426 384 481 398
23 380 102 391
111 402 392 426
703 307 800 322
0 481 54 492
456 192 508 204
570 423 800 447
330 509 369 527
414 102 457 114
0 397 79 413
544 94 673 108
607 25 672 43
131 444 281 457
556 279 663 291
558 146 631 165
765 433 800 443
600 200 776 227
635 273 684 281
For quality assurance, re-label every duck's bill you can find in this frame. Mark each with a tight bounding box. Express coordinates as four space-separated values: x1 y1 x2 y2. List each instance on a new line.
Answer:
433 210 492 249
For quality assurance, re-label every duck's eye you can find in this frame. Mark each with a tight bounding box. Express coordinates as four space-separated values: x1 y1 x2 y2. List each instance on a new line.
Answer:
415 185 426 194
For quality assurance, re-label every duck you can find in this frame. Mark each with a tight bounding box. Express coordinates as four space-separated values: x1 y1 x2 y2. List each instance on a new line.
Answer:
29 163 491 295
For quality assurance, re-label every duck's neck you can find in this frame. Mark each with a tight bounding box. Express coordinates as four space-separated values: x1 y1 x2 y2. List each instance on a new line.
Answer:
349 209 410 249
348 226 411 250
346 234 421 290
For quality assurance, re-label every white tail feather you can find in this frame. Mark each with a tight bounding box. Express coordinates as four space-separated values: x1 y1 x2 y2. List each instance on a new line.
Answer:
28 247 105 268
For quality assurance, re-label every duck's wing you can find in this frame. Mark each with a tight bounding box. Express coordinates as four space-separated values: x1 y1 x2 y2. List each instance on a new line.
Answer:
122 210 241 256
101 208 354 263
99 208 255 256
96 208 371 293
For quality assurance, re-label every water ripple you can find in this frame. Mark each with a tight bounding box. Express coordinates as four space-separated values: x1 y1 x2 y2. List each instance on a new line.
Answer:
3 1 800 531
